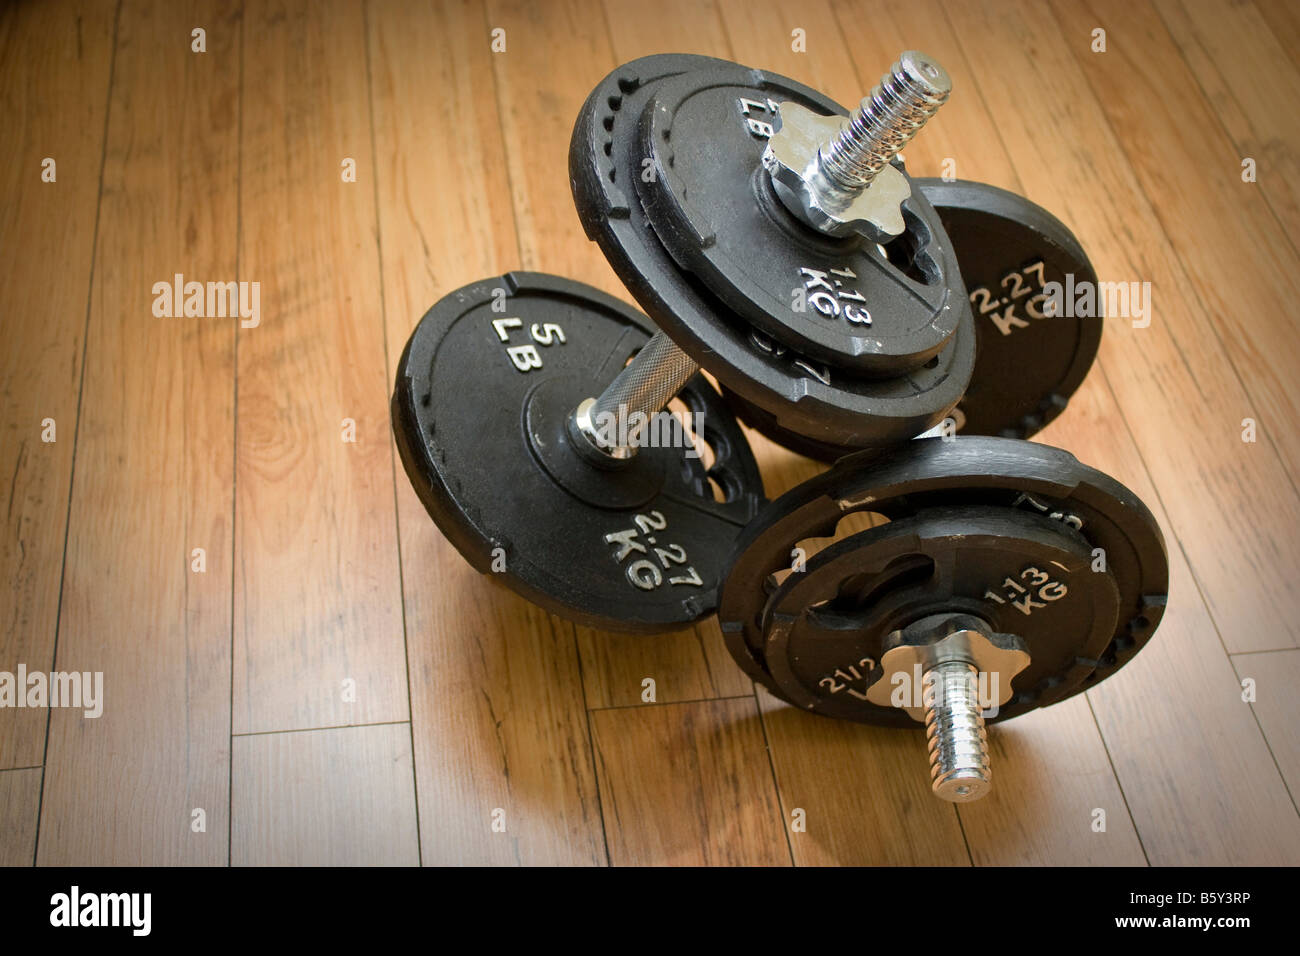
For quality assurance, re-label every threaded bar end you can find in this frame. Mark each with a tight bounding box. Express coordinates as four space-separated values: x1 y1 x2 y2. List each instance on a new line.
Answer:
924 660 992 803
819 51 951 192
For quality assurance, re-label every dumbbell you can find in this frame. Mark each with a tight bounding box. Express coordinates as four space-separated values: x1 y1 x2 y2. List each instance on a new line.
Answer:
392 52 1107 645
571 52 1101 461
392 272 766 634
718 436 1169 801
571 52 972 454
393 52 972 633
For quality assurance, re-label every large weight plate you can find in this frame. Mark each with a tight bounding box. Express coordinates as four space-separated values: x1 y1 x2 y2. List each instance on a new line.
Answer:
570 54 974 450
636 67 962 375
392 272 764 633
918 179 1102 439
718 436 1168 723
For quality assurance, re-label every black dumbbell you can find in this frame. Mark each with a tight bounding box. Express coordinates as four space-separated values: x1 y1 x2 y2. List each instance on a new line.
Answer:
571 52 974 454
571 52 1102 461
718 436 1169 801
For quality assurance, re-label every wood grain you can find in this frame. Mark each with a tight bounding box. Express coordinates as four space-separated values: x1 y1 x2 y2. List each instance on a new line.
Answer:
1255 0 1300 70
37 0 236 865
1053 0 1300 482
0 768 41 866
756 687 971 866
487 0 624 295
368 0 605 865
231 723 419 865
234 0 408 733
1049 373 1300 864
0 0 115 769
576 625 753 708
1232 650 1300 806
1156 0 1300 241
590 697 791 865
957 700 1147 866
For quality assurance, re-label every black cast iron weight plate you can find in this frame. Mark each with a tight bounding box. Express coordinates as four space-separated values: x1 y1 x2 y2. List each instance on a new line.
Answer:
392 271 764 634
760 506 1121 727
722 181 1104 462
635 65 963 376
570 53 975 450
918 179 1103 439
717 436 1168 720
718 382 879 463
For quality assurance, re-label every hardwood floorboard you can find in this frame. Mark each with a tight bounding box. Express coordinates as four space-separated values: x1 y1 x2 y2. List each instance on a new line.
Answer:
36 0 237 865
0 0 116 770
231 723 419 865
233 0 409 734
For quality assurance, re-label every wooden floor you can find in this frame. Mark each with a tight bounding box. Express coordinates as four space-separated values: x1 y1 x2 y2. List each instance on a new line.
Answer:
2 0 1298 866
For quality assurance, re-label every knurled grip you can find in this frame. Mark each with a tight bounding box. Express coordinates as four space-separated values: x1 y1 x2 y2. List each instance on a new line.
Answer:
591 329 700 425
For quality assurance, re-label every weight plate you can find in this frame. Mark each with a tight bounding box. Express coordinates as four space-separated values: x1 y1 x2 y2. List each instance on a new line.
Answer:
720 181 1105 461
761 507 1121 727
636 67 961 375
918 179 1102 438
392 271 765 633
718 436 1168 723
720 382 883 463
570 54 975 449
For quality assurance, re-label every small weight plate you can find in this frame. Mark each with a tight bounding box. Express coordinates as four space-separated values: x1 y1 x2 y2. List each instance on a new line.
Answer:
570 54 975 450
637 67 962 375
918 179 1102 438
718 436 1168 721
392 271 764 633
721 182 1105 461
761 507 1121 727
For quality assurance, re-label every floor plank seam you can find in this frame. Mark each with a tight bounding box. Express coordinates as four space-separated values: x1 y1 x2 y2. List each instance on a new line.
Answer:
1063 1 1300 508
361 0 422 868
228 0 247 870
231 719 412 739
1085 691 1151 866
587 694 757 713
1152 0 1300 268
30 0 123 868
750 685 798 867
1228 656 1300 819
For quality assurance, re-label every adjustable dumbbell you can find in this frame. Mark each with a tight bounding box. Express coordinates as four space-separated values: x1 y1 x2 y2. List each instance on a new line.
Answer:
718 436 1169 801
571 52 1102 462
393 52 973 633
